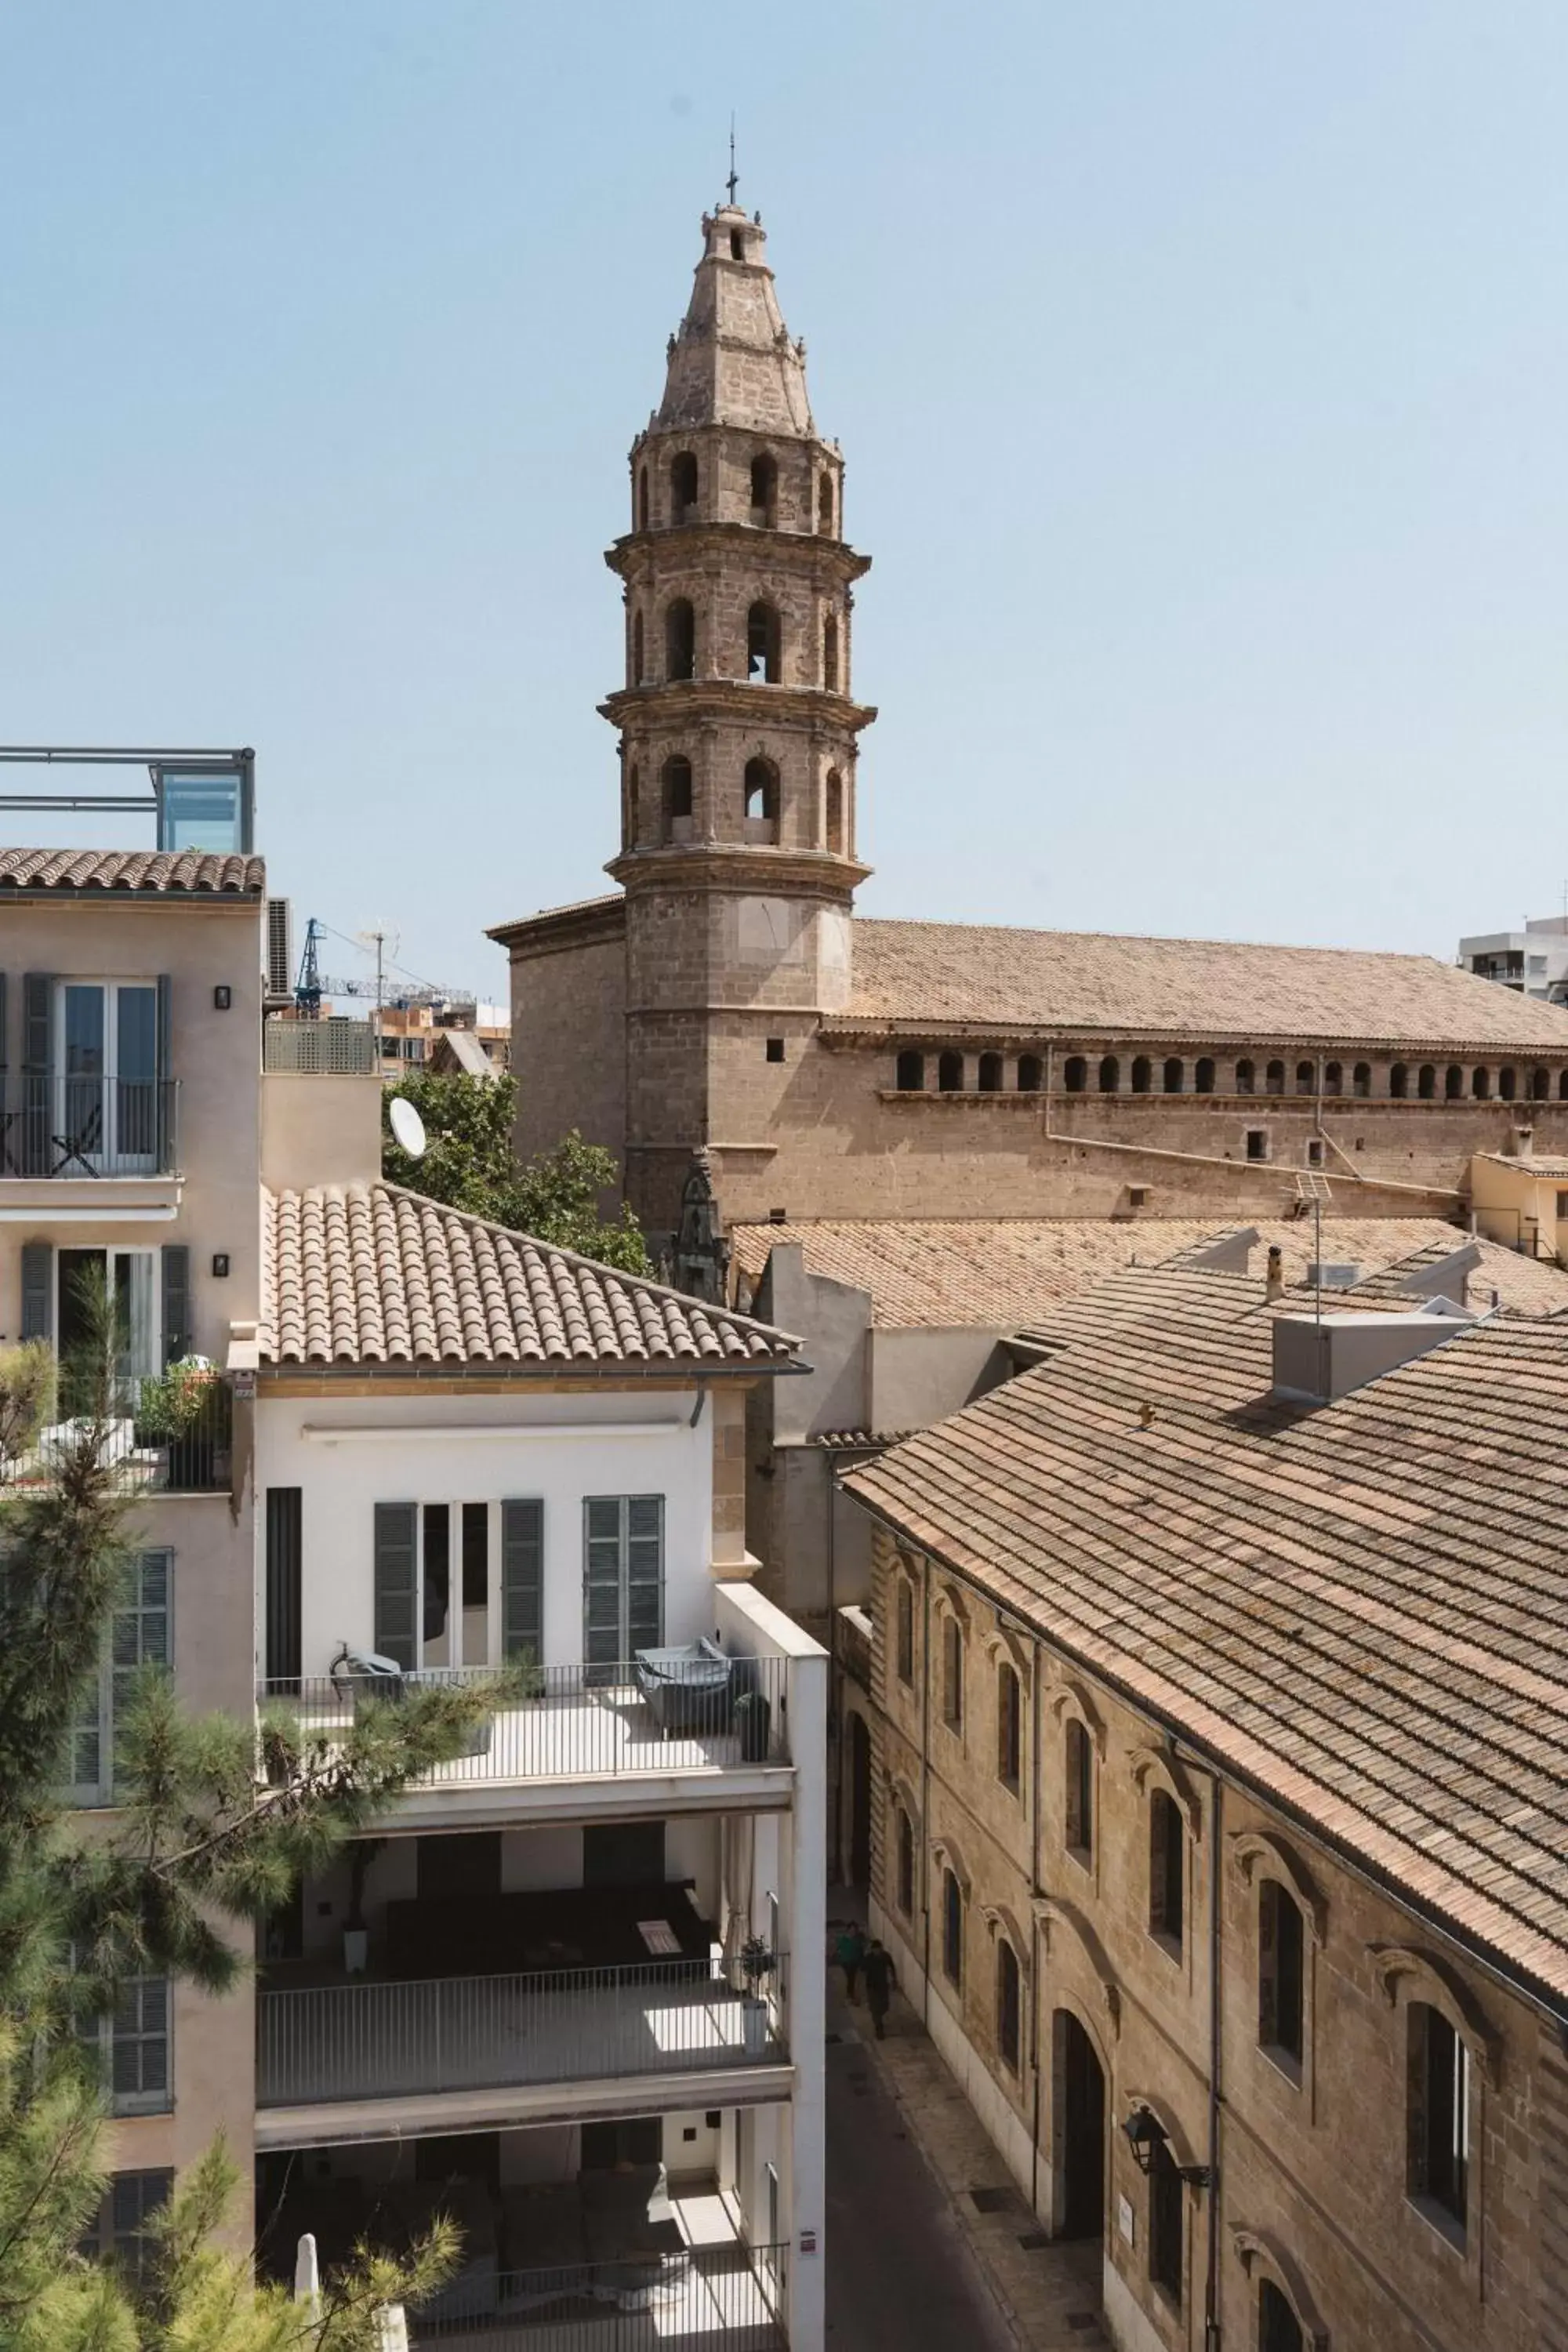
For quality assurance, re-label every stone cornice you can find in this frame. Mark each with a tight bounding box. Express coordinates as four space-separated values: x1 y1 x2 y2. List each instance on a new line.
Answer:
600 681 877 735
605 523 872 585
607 843 870 897
488 894 626 955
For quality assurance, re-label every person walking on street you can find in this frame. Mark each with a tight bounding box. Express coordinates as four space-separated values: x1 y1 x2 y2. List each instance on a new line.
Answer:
835 1922 867 2003
863 1939 895 2038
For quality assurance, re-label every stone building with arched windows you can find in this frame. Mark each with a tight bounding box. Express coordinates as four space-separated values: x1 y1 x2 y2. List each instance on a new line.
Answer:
490 205 1568 1254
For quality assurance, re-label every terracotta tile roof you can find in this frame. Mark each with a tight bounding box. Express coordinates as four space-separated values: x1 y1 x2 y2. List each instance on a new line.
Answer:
730 1215 1568 1329
1475 1152 1568 1174
261 1182 800 1369
0 847 265 895
1343 1237 1568 1318
844 1266 1568 2007
832 918 1568 1049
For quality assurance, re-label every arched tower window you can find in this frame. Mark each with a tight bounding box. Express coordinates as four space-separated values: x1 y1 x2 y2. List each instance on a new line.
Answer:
1499 1065 1517 1101
661 757 693 840
743 757 779 827
1266 1059 1285 1092
1445 1065 1464 1100
666 598 695 681
1064 1056 1087 1094
1131 1056 1151 1094
1017 1054 1043 1093
747 601 782 684
1195 1057 1215 1094
1560 1069 1568 1101
1530 1067 1548 1101
823 612 840 692
826 769 844 854
938 1051 964 1092
1417 1064 1436 1099
1163 1058 1184 1094
1236 1059 1254 1093
1323 1062 1343 1097
896 1050 925 1092
1295 1062 1314 1095
1390 1063 1408 1098
1352 1062 1371 1098
1472 1066 1490 1099
670 451 698 521
978 1052 1003 1092
1098 1055 1120 1093
729 227 745 261
637 466 649 532
632 610 644 684
818 474 835 536
626 763 641 845
750 453 777 524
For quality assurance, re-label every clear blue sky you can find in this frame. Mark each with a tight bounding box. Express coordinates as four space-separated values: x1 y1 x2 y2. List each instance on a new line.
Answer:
2 2 1565 1001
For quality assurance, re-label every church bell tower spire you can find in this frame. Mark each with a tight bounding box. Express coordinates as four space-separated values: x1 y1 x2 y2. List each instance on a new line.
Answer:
601 203 876 1234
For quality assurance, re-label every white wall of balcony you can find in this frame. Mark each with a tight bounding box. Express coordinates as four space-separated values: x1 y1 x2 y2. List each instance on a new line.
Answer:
256 1385 717 1676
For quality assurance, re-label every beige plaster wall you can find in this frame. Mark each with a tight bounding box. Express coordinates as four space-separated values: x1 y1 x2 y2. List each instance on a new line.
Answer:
260 1072 382 1192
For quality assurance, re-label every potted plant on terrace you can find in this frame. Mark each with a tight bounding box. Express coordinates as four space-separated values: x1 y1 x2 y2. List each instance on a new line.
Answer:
135 1359 229 1488
739 1933 775 2056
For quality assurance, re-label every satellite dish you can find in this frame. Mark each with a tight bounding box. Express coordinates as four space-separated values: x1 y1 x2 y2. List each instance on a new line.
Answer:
389 1098 427 1160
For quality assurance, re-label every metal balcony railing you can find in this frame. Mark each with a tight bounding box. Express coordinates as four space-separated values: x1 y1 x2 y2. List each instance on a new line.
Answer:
256 1951 787 2110
1 1375 232 1496
410 2240 789 2347
0 1074 179 1177
258 1654 790 1784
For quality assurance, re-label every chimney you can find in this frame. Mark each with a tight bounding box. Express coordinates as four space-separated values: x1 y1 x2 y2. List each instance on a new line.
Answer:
1515 1127 1534 1160
1265 1246 1285 1303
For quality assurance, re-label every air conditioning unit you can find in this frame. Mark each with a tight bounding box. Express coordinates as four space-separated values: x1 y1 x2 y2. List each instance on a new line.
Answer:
265 898 294 1004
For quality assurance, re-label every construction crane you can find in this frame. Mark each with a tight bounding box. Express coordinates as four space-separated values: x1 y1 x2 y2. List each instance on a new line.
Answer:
293 919 469 1018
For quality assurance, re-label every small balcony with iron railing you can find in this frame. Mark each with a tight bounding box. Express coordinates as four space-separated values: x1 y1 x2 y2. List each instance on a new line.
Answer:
0 1367 232 1497
0 1073 179 1179
256 1945 788 2143
258 1646 793 1828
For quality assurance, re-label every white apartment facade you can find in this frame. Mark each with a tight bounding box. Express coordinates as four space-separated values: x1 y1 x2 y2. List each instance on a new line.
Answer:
1457 914 1568 1001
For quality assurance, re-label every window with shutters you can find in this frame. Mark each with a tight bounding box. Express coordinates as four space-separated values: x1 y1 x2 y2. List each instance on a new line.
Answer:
583 1495 664 1670
75 1972 171 2117
1148 2131 1183 2307
895 1806 914 1915
942 1867 964 1987
1258 1880 1306 2076
501 1498 544 1664
1149 1790 1185 1957
79 2169 174 2284
374 1501 505 1672
8 976 172 1178
996 1939 1022 2072
1064 1718 1094 1865
895 1577 914 1684
996 1661 1022 1792
70 1550 172 1806
941 1615 964 1733
53 1246 164 1403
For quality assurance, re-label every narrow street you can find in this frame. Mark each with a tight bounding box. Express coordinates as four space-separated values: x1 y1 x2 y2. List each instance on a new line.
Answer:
823 1969 1018 2352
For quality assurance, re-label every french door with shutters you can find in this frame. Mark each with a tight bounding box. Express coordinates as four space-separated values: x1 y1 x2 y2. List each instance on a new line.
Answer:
583 1495 664 1672
56 981 159 1172
373 1501 540 1671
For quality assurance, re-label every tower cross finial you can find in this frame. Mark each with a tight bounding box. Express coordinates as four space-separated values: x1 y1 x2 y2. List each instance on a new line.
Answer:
726 114 739 206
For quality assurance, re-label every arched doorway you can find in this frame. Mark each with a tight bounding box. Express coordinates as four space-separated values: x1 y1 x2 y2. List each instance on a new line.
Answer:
1052 2010 1106 2240
847 1709 872 1887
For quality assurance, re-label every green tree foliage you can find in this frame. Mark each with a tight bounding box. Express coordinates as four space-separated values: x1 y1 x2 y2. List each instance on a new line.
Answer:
0 1302 515 2344
383 1073 649 1272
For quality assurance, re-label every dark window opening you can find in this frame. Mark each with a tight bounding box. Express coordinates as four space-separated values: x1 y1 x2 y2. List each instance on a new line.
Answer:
1131 1057 1152 1094
662 756 694 838
1560 1069 1568 1101
1323 1061 1343 1097
1149 1790 1184 1952
818 474 835 535
938 1051 964 1092
826 768 844 854
1418 1064 1436 1099
1408 2003 1468 2234
750 452 777 521
1259 2281 1305 2352
1258 1881 1305 2068
1352 1062 1372 1098
978 1052 1004 1092
747 601 782 683
896 1050 925 1092
1065 1055 1087 1093
1499 1065 1517 1101
1236 1059 1254 1093
627 764 641 844
1098 1054 1120 1093
1390 1062 1408 1098
743 757 779 822
730 228 745 261
670 452 698 519
823 612 840 691
1266 1059 1285 1092
996 1663 1021 1790
1306 1138 1324 1168
1296 1062 1315 1095
895 1579 914 1682
1445 1065 1464 1100
1064 1719 1092 1860
996 1940 1022 2073
1246 1130 1268 1162
765 1037 785 1064
1163 1058 1184 1094
461 1502 488 1612
632 610 645 684
1530 1067 1549 1101
942 1868 963 1987
1018 1054 1043 1092
637 466 649 531
1195 1057 1215 1094
1148 2132 1183 2307
896 1808 914 1915
941 1617 963 1729
666 597 695 680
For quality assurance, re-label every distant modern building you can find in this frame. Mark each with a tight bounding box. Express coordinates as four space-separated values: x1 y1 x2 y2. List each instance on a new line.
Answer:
1457 916 1568 1002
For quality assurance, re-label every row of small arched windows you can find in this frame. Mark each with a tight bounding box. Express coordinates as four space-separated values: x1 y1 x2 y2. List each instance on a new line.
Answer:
637 450 837 536
632 598 839 691
629 756 845 850
894 1048 1568 1102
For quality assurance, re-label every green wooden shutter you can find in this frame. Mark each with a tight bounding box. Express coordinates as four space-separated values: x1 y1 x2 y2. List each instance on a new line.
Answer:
160 1245 190 1366
373 1503 419 1669
20 975 51 1175
21 974 49 1072
20 1242 52 1341
500 1500 543 1662
583 1497 624 1668
154 975 172 1171
626 1496 664 1652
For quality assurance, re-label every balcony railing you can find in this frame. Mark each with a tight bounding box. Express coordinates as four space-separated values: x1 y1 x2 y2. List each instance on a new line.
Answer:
1 1376 232 1497
410 2240 789 2350
258 1654 790 1785
257 1951 787 2110
263 1018 379 1075
0 1074 179 1178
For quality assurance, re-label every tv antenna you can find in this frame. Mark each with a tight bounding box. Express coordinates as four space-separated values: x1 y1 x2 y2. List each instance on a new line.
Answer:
1294 1170 1334 1397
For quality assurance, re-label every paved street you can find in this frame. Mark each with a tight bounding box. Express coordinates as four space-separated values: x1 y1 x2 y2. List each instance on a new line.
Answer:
824 1968 1018 2352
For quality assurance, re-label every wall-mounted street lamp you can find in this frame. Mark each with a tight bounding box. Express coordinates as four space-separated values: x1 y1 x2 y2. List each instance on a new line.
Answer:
1123 2105 1212 2190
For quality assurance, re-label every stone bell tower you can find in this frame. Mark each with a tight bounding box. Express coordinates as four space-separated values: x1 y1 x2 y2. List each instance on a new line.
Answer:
601 202 876 1238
